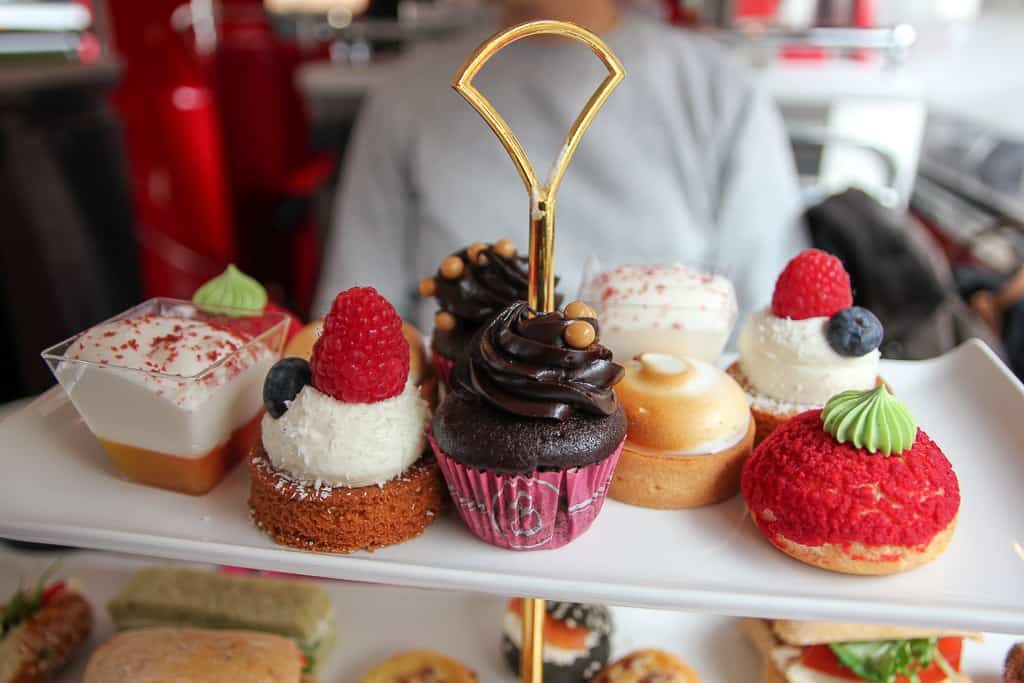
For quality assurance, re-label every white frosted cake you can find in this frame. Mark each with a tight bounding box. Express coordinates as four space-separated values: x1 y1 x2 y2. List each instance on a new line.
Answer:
583 264 737 363
53 311 281 494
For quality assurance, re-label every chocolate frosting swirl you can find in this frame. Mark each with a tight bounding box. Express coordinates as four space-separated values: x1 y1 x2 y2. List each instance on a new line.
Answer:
435 246 559 324
457 301 624 420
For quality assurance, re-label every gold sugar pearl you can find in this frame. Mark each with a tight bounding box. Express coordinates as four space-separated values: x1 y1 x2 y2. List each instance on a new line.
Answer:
564 320 596 349
418 277 437 297
563 300 596 320
440 256 464 280
435 311 456 332
467 242 487 261
493 239 517 258
477 252 489 264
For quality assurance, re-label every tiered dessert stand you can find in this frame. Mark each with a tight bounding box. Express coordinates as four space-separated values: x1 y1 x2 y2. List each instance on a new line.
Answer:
2 20 1024 683
451 21 625 681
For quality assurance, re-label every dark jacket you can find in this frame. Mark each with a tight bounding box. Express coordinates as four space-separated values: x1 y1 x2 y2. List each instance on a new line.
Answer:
805 189 1002 361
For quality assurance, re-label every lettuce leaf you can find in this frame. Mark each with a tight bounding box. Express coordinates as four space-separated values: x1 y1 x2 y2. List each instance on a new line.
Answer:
829 637 939 683
1 563 60 637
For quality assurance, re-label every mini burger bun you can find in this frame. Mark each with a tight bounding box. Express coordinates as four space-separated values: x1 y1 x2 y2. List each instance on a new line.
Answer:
83 628 306 683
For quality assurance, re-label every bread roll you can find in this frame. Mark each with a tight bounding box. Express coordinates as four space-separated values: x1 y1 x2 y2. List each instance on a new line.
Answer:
83 628 302 683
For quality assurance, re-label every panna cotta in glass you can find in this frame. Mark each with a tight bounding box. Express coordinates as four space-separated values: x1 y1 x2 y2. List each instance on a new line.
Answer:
580 263 738 364
42 298 286 494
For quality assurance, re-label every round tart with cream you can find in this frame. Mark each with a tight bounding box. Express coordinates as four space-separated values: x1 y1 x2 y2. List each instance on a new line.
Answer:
728 249 885 444
610 353 754 508
741 386 960 575
582 263 738 363
419 240 560 386
249 286 445 553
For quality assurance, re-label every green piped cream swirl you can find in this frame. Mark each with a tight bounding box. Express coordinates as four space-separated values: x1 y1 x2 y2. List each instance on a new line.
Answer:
821 385 916 456
193 264 267 316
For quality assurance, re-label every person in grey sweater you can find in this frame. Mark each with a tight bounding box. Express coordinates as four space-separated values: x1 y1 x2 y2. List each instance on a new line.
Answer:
314 0 807 326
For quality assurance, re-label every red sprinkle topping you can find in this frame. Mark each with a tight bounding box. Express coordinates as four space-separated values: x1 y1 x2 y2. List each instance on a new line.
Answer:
741 411 960 548
151 333 182 347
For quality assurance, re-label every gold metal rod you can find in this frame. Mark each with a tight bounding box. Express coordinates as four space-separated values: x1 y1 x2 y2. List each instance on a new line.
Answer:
521 597 546 683
529 200 556 312
451 19 624 683
451 20 625 313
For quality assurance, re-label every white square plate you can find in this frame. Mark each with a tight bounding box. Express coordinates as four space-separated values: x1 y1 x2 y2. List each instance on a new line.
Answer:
1 340 1023 633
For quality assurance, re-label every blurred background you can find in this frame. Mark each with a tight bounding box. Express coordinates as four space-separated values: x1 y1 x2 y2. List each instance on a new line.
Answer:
2 0 1023 402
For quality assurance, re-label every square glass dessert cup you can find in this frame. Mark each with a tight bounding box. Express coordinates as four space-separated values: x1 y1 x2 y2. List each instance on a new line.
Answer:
578 257 738 364
41 298 287 495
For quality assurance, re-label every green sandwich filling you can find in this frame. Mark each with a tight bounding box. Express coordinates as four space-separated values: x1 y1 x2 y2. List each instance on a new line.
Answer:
108 568 337 674
828 637 957 683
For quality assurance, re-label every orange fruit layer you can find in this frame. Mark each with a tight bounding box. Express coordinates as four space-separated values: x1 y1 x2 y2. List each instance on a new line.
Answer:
97 412 261 495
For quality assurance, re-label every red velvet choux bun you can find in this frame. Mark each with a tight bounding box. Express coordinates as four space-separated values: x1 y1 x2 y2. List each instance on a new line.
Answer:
741 407 959 575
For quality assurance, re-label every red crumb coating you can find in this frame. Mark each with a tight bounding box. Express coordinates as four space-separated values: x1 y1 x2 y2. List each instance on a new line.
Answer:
741 410 959 548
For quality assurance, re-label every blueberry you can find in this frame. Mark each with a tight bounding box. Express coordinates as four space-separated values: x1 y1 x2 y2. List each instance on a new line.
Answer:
826 306 884 357
263 357 312 418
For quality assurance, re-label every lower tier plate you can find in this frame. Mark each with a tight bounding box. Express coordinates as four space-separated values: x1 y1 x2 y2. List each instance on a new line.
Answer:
1 341 1023 632
0 547 1018 683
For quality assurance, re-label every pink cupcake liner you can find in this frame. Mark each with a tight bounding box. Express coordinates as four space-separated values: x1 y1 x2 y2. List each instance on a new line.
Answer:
431 350 455 388
429 433 623 550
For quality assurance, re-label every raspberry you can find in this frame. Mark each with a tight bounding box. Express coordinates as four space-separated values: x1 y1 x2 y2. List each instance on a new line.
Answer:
771 249 853 320
310 287 409 403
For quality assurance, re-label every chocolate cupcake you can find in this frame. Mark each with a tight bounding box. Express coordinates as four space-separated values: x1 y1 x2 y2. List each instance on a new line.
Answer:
419 240 560 386
430 300 626 550
501 600 613 683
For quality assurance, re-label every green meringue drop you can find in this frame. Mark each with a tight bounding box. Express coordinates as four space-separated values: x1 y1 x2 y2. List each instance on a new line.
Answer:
821 385 917 456
192 264 267 316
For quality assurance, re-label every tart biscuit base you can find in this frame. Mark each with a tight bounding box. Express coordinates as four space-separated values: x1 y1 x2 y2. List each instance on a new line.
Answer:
249 447 446 554
594 649 701 683
609 416 755 509
752 512 958 576
359 650 478 683
726 362 888 446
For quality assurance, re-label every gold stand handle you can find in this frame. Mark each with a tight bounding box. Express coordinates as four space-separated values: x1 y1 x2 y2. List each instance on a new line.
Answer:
521 597 546 683
451 20 625 683
451 20 625 313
